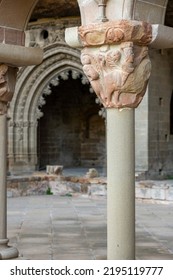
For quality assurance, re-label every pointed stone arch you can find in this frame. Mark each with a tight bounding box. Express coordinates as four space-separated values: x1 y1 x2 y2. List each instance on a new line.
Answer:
8 42 90 173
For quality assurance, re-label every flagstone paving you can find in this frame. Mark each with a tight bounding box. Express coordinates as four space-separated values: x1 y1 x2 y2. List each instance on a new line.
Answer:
7 195 173 260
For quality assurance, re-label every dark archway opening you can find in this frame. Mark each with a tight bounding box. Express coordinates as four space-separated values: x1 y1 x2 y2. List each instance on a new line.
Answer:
37 72 106 170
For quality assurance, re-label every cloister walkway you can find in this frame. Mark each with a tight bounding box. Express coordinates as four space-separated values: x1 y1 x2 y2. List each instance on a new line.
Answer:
7 195 173 260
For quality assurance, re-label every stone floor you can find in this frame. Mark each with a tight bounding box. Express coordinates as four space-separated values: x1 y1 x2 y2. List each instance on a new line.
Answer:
7 195 173 260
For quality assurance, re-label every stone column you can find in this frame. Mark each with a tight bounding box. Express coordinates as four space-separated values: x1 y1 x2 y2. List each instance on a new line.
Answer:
0 42 42 259
0 65 19 259
107 108 135 259
66 18 152 259
78 20 152 259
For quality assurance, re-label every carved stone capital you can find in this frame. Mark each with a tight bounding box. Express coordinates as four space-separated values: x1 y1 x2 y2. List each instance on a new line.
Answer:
81 43 151 109
80 20 152 109
0 64 17 115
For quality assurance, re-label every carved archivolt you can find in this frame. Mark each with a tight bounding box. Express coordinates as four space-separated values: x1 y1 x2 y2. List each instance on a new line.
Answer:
8 42 89 168
36 68 88 119
10 43 84 125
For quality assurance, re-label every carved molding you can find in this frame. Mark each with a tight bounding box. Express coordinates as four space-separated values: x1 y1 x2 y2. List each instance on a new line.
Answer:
8 41 96 170
78 20 152 47
26 18 81 48
36 69 88 119
8 120 37 141
13 44 82 123
8 42 88 169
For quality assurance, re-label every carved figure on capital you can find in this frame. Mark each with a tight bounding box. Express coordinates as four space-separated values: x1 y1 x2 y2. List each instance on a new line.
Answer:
81 42 151 109
0 64 18 114
79 19 152 109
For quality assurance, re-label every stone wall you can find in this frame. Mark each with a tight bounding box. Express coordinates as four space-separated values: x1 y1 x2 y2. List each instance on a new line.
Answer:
38 73 106 169
135 91 149 172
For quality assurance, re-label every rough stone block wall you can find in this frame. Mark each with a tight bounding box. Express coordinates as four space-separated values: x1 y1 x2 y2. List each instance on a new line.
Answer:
81 114 105 167
38 74 105 170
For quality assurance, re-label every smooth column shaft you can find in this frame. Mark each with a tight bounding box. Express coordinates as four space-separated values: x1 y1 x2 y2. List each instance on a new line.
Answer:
107 108 135 260
0 114 7 239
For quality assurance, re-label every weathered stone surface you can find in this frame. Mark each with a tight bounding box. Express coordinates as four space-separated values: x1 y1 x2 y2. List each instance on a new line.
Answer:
7 173 173 202
7 176 49 197
136 180 173 202
7 173 106 197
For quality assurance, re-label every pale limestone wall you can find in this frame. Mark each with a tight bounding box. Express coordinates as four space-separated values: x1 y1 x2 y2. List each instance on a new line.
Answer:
133 0 173 178
135 90 149 172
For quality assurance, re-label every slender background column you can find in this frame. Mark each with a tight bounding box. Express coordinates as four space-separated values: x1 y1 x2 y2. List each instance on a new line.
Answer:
0 32 43 259
0 112 18 259
107 108 135 259
0 113 7 240
122 0 134 20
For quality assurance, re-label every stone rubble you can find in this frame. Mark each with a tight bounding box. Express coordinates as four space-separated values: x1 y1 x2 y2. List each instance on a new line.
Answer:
7 172 173 203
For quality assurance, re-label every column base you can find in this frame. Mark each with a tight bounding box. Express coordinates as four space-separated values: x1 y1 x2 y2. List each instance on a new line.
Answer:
0 239 19 259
